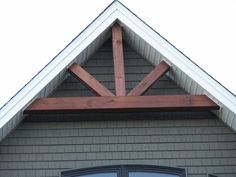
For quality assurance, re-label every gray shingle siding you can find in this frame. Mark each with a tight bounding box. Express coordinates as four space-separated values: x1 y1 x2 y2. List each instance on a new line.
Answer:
0 39 235 177
1 115 236 177
52 39 184 97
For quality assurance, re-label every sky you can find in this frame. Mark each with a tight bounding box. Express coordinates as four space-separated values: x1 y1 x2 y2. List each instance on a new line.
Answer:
0 0 236 108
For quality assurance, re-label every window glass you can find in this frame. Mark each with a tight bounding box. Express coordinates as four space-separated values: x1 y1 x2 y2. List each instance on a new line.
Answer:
208 175 218 177
61 165 185 177
129 172 179 177
78 173 117 177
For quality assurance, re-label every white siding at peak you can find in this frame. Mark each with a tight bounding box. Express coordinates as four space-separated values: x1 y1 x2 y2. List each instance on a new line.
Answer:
47 80 53 96
195 84 203 95
190 80 198 95
124 27 134 47
168 65 176 80
84 46 89 64
130 29 136 48
144 41 151 60
78 50 86 65
148 46 156 65
135 32 141 52
174 68 182 87
153 52 161 66
185 76 193 93
179 72 187 91
139 38 146 58
38 87 44 98
183 74 188 92
221 107 230 124
231 114 236 130
157 49 162 65
227 111 235 127
123 26 161 67
214 106 223 120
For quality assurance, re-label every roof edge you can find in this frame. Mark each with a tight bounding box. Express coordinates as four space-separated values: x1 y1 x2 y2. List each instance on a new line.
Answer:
0 0 235 136
0 1 119 128
113 2 236 114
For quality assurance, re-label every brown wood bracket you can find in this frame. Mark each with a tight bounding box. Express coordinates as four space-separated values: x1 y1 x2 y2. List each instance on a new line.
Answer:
128 60 170 96
112 23 126 96
24 23 220 115
68 63 114 96
24 95 220 114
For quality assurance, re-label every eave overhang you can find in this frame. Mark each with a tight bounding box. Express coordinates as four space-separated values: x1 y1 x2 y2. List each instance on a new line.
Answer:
0 1 235 141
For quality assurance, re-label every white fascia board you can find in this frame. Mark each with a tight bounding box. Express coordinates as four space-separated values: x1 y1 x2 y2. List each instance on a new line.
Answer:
114 2 236 113
0 4 119 128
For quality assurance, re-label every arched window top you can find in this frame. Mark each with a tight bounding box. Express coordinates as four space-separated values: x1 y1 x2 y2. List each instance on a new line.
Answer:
61 165 186 177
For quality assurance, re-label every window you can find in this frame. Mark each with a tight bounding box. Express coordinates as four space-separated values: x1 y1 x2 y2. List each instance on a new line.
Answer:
61 165 186 177
78 173 117 177
129 172 179 177
208 174 218 177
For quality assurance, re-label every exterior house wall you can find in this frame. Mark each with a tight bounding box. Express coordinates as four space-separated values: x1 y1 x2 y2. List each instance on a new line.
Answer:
0 114 236 177
0 39 235 177
51 39 185 98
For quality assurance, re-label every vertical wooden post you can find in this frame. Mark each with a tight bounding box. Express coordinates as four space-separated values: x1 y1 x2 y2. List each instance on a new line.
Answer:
112 23 126 96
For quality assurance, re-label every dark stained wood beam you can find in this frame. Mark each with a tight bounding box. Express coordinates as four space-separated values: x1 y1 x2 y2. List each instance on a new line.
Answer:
24 95 220 114
112 23 126 96
128 60 170 96
68 63 114 96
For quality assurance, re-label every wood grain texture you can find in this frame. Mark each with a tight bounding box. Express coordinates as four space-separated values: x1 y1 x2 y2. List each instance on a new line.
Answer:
24 95 219 114
68 63 114 96
128 60 170 96
112 23 126 96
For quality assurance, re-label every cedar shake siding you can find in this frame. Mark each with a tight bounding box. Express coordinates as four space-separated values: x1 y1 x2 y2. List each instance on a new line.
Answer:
51 39 185 98
0 39 235 177
0 114 236 177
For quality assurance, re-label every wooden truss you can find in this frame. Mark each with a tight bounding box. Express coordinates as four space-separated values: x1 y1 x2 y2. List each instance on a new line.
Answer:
25 95 219 114
24 23 219 114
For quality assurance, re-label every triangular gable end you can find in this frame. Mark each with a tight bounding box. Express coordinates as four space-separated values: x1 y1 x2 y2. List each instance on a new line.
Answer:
24 23 219 114
0 1 235 142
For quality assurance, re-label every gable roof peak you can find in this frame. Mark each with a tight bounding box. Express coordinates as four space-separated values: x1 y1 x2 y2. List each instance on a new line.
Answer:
0 1 236 142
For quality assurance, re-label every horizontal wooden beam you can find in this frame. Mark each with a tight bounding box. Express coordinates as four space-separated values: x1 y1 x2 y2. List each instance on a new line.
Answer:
68 63 114 96
24 95 219 114
128 60 170 96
